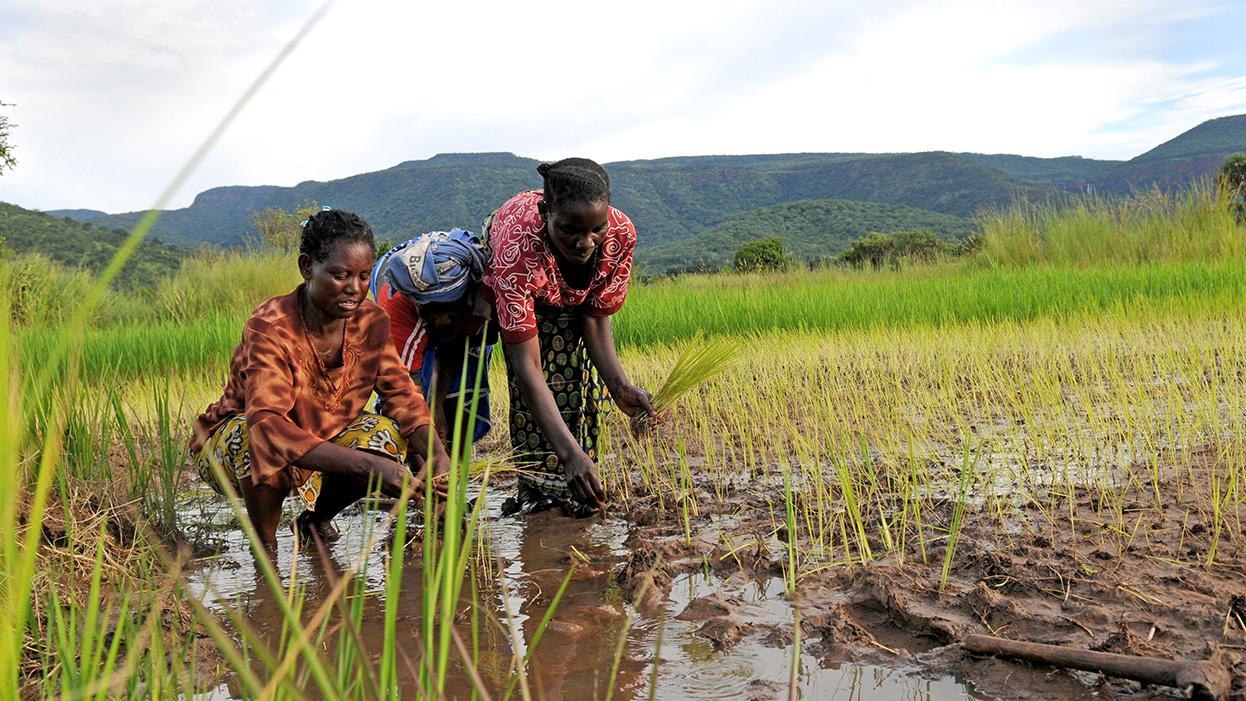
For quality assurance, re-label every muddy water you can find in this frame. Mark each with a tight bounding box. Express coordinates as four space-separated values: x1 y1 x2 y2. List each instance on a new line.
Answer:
185 492 984 700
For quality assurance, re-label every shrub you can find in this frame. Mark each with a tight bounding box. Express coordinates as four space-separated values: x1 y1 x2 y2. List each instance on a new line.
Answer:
1219 153 1246 221
734 236 794 273
837 232 896 269
250 199 320 252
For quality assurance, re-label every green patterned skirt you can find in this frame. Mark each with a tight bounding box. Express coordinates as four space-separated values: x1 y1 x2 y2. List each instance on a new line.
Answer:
504 307 605 513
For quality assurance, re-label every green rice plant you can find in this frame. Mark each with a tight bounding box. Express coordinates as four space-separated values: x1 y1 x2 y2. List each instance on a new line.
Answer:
833 449 873 564
420 330 509 697
147 379 186 538
1206 465 1238 566
677 437 695 546
783 463 798 592
381 480 411 697
613 258 1246 348
858 437 894 553
939 438 978 591
650 333 743 411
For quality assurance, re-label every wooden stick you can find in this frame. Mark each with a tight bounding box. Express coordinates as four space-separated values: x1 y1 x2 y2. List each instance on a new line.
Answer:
963 634 1230 701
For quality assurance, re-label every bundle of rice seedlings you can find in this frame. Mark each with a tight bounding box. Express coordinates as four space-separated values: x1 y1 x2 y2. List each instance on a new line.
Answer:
633 334 743 434
466 451 522 480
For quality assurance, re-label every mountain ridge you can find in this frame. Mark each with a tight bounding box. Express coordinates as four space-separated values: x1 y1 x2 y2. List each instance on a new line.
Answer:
24 113 1246 272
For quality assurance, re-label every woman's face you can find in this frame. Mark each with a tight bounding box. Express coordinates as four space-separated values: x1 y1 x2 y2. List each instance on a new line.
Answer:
416 301 467 342
544 198 609 265
298 240 374 319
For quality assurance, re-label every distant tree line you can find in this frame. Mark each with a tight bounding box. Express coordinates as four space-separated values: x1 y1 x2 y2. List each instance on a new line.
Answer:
710 229 978 275
833 229 980 270
1220 153 1246 222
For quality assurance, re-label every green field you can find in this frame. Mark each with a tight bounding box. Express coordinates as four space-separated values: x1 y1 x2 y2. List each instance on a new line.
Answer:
3 186 1245 698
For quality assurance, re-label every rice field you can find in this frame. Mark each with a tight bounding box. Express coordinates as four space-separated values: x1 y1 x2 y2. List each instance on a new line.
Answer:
3 187 1246 699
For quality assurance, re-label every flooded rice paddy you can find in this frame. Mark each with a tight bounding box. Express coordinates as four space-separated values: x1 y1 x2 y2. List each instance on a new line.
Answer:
185 488 986 700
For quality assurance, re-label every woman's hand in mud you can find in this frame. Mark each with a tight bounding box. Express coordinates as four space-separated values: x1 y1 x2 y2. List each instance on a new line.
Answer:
405 424 453 500
563 451 607 509
411 463 451 501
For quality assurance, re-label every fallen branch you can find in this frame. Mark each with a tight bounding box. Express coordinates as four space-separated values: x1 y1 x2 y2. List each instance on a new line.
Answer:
962 634 1230 701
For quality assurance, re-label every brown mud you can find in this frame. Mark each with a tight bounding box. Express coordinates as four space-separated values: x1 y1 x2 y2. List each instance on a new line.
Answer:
610 459 1246 700
184 443 1246 700
186 484 977 700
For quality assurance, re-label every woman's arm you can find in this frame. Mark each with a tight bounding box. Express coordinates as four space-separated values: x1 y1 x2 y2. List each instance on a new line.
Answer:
295 441 417 498
372 310 452 483
431 347 479 453
581 315 660 423
504 337 605 507
427 359 451 443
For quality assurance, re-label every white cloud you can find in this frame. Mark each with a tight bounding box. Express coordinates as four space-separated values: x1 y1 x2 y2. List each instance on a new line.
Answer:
0 0 1243 212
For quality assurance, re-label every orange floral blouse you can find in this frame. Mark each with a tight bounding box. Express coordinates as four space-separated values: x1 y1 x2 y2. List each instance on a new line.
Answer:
190 286 431 489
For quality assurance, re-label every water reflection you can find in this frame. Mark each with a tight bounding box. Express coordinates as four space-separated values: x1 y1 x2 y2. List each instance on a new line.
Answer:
185 491 984 700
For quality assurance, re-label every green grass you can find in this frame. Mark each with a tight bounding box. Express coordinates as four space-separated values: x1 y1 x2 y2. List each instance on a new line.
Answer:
614 259 1246 347
16 258 1246 384
979 184 1243 266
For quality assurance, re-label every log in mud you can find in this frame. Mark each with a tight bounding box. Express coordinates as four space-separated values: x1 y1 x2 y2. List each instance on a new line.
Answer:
963 634 1231 701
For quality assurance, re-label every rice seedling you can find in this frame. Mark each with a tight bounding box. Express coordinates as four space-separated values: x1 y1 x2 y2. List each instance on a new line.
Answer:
940 438 978 591
630 333 742 436
677 438 694 546
782 463 799 591
649 334 743 412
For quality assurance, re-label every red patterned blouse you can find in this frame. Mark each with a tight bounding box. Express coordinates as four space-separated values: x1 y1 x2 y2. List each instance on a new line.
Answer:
482 190 636 344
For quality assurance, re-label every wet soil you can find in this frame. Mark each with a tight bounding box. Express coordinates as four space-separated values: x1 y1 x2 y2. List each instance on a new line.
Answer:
608 461 1246 701
186 486 983 700
187 447 1246 700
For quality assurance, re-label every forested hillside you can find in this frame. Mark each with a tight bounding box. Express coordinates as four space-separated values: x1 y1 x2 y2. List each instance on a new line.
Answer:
638 199 974 272
0 202 185 288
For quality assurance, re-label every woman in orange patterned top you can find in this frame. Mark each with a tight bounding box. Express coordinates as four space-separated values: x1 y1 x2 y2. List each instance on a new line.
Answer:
190 208 452 550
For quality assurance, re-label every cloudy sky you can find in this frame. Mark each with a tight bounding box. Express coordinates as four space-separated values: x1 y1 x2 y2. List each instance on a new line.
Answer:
1 0 1245 213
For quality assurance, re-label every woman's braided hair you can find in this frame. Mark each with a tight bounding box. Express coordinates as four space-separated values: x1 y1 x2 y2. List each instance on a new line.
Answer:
537 158 611 209
299 209 375 262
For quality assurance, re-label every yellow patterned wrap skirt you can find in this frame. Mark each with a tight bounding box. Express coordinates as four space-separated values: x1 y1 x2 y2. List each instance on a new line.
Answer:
194 412 408 511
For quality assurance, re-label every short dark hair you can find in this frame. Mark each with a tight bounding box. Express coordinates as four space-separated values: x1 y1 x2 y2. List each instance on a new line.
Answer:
537 158 611 209
299 209 375 262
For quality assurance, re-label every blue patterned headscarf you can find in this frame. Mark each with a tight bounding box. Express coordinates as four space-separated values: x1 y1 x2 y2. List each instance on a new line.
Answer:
373 228 488 304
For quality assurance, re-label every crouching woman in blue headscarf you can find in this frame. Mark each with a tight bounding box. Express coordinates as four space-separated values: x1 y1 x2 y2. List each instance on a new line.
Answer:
371 229 496 457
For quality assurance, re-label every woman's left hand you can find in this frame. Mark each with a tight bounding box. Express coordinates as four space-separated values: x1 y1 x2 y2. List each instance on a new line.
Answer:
408 425 453 500
611 383 663 436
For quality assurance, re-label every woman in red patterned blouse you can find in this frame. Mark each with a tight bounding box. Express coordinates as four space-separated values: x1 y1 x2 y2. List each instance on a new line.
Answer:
482 158 662 516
